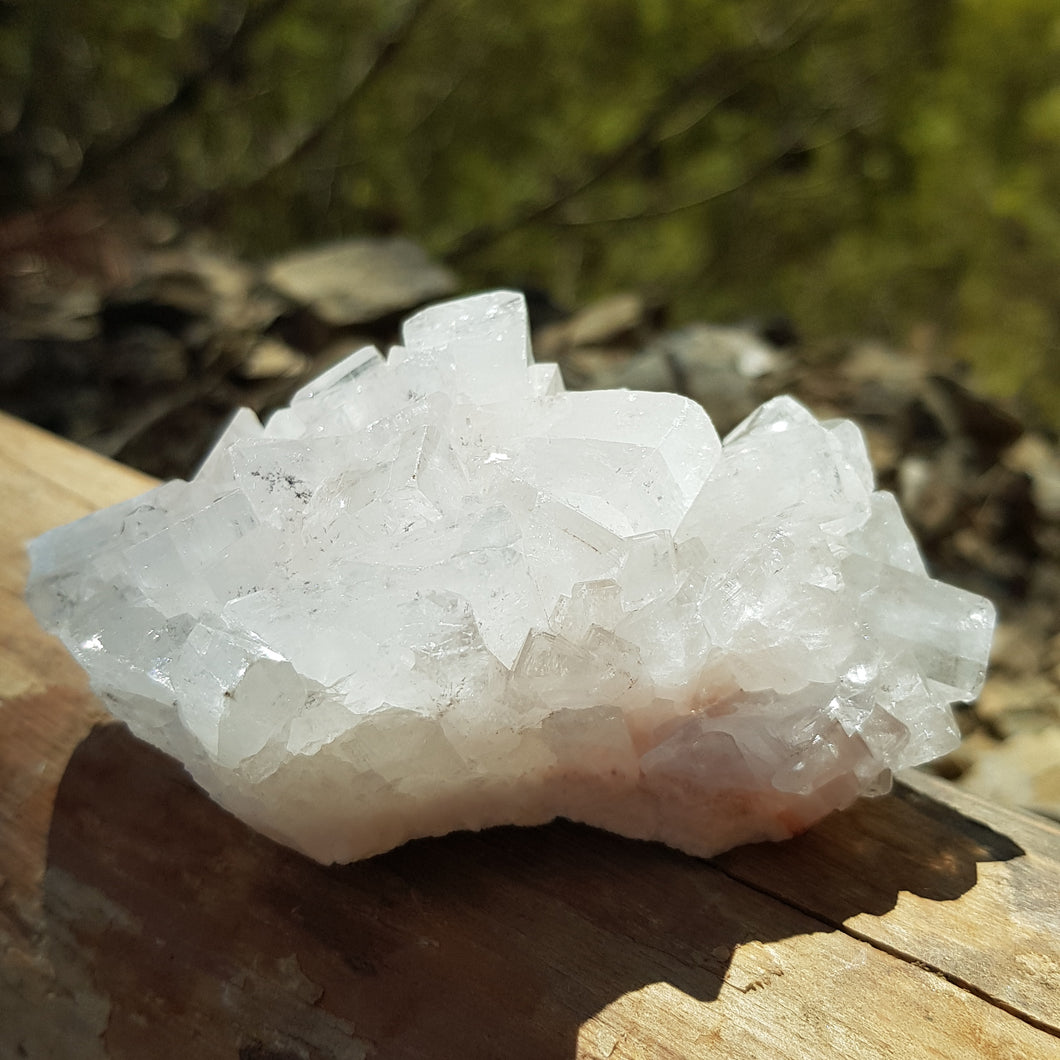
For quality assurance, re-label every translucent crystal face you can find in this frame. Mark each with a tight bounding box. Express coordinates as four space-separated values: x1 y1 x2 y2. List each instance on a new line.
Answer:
26 291 995 863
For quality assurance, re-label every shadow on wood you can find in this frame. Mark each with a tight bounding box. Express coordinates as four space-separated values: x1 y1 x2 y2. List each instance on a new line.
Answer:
43 722 1025 1059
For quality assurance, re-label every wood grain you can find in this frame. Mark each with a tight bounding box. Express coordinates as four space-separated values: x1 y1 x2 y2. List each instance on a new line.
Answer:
1 410 1058 1059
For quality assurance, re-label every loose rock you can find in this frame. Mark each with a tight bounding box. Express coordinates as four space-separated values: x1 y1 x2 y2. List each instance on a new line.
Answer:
265 237 457 327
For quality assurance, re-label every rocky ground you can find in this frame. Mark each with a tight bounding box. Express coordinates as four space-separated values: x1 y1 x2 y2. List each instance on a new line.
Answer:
2 227 1058 821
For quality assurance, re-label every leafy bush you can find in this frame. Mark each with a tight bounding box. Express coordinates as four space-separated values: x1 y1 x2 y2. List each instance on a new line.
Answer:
4 0 1060 422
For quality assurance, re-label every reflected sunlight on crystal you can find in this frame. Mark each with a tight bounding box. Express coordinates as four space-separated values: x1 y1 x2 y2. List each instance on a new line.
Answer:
26 291 995 863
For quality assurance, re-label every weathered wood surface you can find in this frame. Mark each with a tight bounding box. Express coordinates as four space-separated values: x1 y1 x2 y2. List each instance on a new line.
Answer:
1 408 1058 1060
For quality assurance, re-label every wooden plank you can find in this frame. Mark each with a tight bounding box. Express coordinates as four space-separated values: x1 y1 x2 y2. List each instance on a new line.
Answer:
0 411 156 517
16 722 1060 1060
1 412 1058 1059
716 769 1060 1033
0 411 154 597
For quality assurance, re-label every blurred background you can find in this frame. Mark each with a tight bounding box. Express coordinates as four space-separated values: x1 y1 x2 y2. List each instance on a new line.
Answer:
4 0 1060 407
2 0 1060 815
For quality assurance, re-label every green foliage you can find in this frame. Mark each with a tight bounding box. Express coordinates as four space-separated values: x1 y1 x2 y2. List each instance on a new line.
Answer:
5 0 1060 424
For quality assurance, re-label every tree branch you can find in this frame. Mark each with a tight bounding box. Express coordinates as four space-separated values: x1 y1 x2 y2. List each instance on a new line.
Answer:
70 0 294 191
547 116 875 228
439 6 828 263
220 0 436 199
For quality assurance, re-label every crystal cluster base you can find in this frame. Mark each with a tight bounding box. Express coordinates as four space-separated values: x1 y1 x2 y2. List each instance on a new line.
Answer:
26 291 995 863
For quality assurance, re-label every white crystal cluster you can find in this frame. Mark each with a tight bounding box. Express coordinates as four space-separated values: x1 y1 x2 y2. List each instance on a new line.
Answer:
27 291 995 863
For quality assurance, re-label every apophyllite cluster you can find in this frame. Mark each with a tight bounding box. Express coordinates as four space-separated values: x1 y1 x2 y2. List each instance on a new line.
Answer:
27 291 995 863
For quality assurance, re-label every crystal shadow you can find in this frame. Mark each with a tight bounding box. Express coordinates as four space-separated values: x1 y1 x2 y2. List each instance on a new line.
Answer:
42 722 1024 1060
